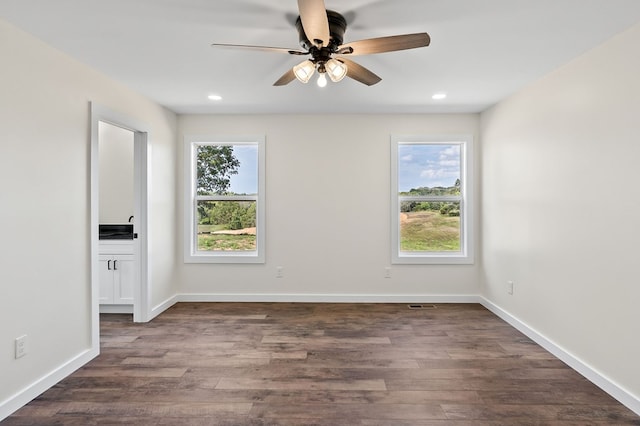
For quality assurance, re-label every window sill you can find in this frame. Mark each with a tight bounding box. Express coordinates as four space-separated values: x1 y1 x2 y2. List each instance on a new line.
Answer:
392 252 474 265
184 251 264 264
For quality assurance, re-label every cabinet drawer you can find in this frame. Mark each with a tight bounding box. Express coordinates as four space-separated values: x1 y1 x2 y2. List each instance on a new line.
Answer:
99 241 134 255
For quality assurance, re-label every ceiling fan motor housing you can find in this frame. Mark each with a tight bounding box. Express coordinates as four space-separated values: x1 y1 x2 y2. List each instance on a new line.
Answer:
295 10 347 52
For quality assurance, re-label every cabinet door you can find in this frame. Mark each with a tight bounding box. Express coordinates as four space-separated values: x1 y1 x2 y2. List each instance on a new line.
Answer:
113 255 135 304
98 256 114 304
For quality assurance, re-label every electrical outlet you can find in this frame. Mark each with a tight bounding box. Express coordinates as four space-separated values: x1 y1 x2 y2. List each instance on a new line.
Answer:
384 267 391 278
507 280 514 295
276 266 283 278
15 335 27 359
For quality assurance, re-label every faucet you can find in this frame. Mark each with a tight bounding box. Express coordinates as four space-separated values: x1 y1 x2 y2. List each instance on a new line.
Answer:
128 215 134 223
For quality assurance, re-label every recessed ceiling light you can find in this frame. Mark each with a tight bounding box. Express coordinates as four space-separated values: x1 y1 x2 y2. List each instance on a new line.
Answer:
432 92 447 100
208 94 222 101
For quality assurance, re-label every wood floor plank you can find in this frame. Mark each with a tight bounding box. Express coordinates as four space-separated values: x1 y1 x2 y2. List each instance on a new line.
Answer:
250 402 447 422
71 366 188 378
255 390 483 405
4 302 639 425
261 335 392 345
121 355 272 368
216 377 387 391
56 401 253 416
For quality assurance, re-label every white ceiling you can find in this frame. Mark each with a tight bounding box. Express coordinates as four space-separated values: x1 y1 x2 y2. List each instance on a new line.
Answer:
2 1 640 114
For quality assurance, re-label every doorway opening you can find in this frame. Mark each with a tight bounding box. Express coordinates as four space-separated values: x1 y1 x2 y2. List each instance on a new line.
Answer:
98 122 135 315
90 103 149 351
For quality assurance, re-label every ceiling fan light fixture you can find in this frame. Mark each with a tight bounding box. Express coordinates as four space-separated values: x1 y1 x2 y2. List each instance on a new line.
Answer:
325 59 347 82
293 60 315 83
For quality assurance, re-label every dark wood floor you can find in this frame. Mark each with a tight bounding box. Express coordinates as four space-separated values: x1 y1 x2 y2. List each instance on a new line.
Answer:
4 303 639 425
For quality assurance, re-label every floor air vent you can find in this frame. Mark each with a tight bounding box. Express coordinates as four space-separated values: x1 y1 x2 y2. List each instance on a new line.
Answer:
408 304 437 310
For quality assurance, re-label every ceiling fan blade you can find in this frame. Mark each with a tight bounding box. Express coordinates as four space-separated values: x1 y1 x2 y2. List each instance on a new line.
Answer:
339 58 381 86
339 33 430 55
297 0 330 47
273 68 297 86
211 43 307 55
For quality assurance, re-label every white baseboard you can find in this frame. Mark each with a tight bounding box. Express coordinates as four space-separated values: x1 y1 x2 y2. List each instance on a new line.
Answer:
149 294 180 320
99 304 133 314
0 347 98 421
480 297 640 416
177 293 481 304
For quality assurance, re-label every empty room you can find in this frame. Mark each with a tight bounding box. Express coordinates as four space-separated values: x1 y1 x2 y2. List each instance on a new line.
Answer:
1 1 639 424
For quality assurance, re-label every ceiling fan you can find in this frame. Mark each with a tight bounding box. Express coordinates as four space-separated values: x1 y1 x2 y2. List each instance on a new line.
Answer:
211 0 430 87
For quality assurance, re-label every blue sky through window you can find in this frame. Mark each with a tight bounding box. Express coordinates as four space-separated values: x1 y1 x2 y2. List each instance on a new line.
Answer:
398 143 460 192
229 145 258 195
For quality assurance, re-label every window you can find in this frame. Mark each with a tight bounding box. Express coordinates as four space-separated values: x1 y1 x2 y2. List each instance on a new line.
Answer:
391 135 473 264
184 136 265 263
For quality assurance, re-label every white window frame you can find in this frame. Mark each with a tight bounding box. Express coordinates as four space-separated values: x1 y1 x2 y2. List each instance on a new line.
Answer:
391 135 474 265
184 135 265 263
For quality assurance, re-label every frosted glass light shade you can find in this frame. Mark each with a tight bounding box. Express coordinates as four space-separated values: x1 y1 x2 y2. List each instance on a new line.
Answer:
317 73 327 88
325 59 348 82
293 60 315 83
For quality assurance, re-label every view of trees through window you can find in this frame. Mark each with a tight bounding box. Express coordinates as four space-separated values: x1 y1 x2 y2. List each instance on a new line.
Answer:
195 144 258 251
398 143 462 252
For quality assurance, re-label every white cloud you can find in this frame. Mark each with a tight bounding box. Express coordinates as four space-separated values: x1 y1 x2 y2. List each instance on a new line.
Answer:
440 146 460 158
421 168 458 178
420 169 440 178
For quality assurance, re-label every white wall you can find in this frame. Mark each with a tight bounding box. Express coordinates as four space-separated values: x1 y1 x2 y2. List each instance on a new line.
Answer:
0 18 178 416
177 114 481 300
99 121 134 224
481 22 640 404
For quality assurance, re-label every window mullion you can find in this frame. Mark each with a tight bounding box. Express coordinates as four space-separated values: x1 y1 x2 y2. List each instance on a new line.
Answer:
196 195 258 202
399 195 462 203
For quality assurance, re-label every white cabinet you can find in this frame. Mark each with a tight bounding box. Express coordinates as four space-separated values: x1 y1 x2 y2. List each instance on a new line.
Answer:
99 242 135 307
99 254 135 304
